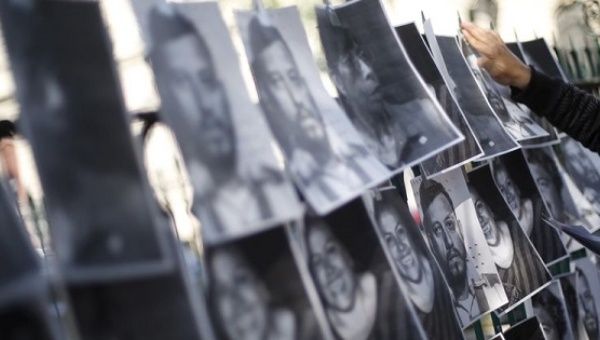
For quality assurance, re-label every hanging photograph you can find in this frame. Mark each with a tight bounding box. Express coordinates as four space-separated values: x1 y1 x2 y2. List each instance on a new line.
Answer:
466 165 551 312
528 281 576 340
394 23 484 178
555 137 600 222
289 200 427 340
520 38 570 81
236 6 391 215
423 22 520 159
315 1 463 175
558 273 581 340
505 41 561 147
411 168 508 326
522 147 581 226
0 0 171 282
137 1 304 245
490 151 568 264
363 188 465 337
458 36 549 143
574 257 600 340
205 226 331 340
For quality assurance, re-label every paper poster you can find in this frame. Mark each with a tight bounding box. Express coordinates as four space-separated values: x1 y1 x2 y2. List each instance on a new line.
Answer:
490 151 568 264
363 188 465 338
0 0 171 282
423 23 520 159
204 227 330 340
394 23 484 178
505 41 561 147
290 200 427 340
316 2 463 175
458 38 549 143
529 281 576 340
236 6 392 215
467 165 552 312
412 168 508 326
522 147 581 226
136 1 304 245
573 257 600 340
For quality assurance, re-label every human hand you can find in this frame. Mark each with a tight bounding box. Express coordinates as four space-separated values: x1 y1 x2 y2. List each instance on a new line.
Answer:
461 21 532 90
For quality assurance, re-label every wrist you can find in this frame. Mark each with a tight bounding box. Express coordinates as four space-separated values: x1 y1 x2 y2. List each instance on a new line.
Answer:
511 64 532 90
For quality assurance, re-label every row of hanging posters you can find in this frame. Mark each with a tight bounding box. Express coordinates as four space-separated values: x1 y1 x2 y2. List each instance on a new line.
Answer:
2 0 600 339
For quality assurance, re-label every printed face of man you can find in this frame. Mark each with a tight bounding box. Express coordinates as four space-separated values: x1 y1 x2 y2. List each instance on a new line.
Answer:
493 165 522 217
307 224 357 311
534 305 559 340
378 209 422 283
257 40 326 146
162 34 234 164
423 193 467 288
530 164 562 219
210 249 268 340
577 272 599 337
335 51 382 116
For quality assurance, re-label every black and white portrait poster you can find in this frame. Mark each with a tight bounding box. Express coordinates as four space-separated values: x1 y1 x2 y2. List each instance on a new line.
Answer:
0 0 171 281
574 257 600 340
555 137 600 226
289 201 427 340
503 317 547 340
505 41 561 147
236 7 391 215
315 0 463 174
458 36 549 143
527 281 576 340
423 22 520 159
522 147 581 226
363 188 465 338
520 38 570 82
136 1 304 245
205 226 329 340
490 151 568 264
394 23 484 178
411 168 508 326
466 165 551 312
558 273 581 340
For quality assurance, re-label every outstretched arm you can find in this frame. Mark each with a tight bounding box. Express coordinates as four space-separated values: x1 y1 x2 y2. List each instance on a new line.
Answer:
461 22 600 152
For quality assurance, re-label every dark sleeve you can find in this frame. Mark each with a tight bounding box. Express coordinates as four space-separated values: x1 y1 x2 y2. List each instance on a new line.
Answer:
511 67 600 152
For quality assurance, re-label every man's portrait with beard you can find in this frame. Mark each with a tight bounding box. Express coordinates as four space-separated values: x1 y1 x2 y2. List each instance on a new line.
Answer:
531 282 576 340
365 189 464 339
416 174 506 326
523 148 580 225
575 261 600 340
467 166 550 310
236 8 389 215
301 200 425 340
491 153 567 264
394 22 483 178
557 138 600 216
316 0 463 172
147 3 300 245
207 228 326 340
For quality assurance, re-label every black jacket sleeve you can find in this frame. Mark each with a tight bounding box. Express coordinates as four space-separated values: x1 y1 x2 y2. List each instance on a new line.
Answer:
511 67 600 152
